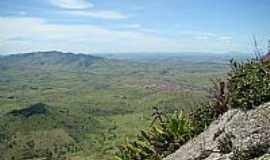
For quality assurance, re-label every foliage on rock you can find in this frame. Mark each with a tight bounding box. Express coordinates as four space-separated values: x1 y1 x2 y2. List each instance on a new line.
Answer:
228 59 270 110
115 110 194 160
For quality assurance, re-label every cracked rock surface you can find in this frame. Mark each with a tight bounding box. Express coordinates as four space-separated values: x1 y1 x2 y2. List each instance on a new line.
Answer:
165 103 270 160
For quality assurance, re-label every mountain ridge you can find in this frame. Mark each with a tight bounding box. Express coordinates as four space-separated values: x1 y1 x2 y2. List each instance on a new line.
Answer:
0 51 104 71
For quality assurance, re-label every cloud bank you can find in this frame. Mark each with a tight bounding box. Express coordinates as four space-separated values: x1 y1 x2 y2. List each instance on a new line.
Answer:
49 0 127 20
50 0 94 9
0 17 182 53
68 10 127 20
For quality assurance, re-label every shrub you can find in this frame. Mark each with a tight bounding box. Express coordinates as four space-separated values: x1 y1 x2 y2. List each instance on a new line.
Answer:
189 103 216 134
115 110 194 160
190 78 230 134
228 59 270 110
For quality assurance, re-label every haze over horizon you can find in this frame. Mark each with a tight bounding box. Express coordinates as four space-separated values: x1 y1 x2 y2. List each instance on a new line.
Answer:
0 0 270 54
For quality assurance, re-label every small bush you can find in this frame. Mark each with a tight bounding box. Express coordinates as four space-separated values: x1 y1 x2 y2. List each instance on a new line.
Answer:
190 78 230 134
115 110 194 160
228 59 270 110
189 104 216 134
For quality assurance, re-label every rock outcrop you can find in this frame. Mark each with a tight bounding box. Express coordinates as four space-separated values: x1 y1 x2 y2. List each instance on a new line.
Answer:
165 102 270 160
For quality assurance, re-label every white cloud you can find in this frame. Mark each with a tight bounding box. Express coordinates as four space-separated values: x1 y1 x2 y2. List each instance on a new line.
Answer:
178 31 216 37
69 10 127 20
7 11 27 16
0 17 243 54
17 11 27 16
50 0 127 20
177 30 217 41
0 17 183 53
130 6 144 11
218 36 233 45
177 30 234 44
194 35 211 40
219 36 232 40
125 24 142 29
50 0 94 9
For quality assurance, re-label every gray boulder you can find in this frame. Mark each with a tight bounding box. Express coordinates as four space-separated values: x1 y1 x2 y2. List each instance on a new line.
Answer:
165 102 270 160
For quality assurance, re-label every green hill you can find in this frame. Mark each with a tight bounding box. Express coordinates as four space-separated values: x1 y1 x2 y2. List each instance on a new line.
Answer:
0 51 104 71
0 103 99 159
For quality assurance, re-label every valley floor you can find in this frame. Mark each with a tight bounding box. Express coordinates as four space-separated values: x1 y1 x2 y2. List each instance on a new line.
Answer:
0 54 229 159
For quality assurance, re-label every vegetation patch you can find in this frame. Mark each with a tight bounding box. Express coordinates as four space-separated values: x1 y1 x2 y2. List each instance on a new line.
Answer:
9 103 49 118
0 103 99 160
228 59 270 110
115 58 270 160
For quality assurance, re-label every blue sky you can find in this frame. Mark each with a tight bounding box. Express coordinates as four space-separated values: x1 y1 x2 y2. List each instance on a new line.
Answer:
0 0 269 54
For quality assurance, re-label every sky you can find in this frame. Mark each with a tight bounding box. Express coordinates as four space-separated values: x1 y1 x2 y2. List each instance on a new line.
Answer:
0 0 270 54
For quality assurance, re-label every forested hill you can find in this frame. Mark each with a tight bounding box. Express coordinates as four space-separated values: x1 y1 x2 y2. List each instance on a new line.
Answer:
0 51 104 70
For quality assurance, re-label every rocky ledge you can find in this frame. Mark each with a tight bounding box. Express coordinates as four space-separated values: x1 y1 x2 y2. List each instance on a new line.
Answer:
165 102 270 160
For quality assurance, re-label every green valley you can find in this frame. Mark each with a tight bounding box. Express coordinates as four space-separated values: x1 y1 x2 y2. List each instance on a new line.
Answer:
0 51 232 159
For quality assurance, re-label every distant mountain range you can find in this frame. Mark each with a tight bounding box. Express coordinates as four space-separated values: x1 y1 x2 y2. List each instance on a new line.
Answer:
101 52 253 62
0 51 255 71
0 51 104 71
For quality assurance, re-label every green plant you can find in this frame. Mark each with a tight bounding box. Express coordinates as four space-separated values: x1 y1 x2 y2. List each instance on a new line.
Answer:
115 110 194 160
188 103 216 134
189 78 230 134
228 59 270 110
